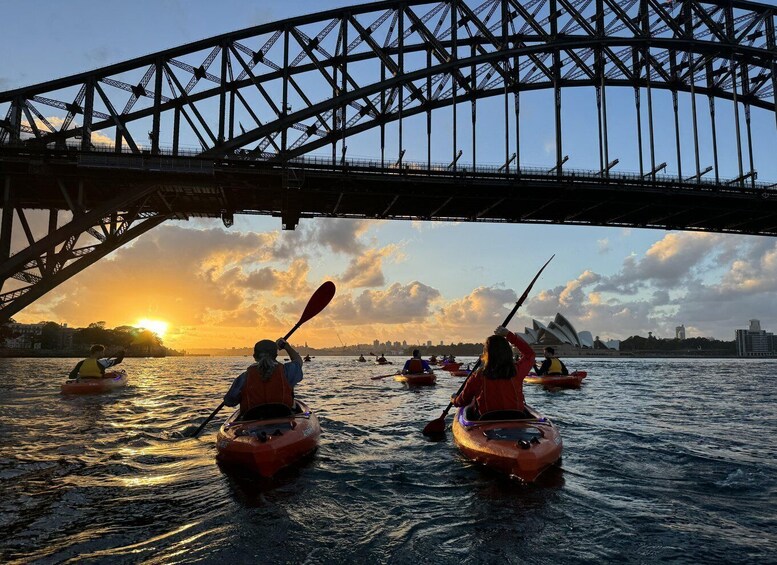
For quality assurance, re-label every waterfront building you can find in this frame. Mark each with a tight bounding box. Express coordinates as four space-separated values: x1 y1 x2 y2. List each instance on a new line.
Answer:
736 319 777 356
514 313 602 349
676 325 686 340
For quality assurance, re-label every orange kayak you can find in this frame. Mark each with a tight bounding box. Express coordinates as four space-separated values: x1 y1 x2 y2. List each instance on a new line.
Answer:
394 373 436 386
452 403 562 482
440 362 462 371
216 400 320 477
60 370 128 394
524 370 587 387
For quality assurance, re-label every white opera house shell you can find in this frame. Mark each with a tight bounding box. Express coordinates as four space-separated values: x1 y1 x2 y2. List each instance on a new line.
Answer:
515 313 595 349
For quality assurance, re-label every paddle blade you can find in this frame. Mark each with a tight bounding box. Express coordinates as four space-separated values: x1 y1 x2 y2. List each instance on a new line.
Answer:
299 281 336 325
422 414 447 436
371 372 398 380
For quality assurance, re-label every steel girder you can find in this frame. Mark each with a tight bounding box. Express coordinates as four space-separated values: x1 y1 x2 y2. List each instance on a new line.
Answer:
0 183 174 321
0 0 773 164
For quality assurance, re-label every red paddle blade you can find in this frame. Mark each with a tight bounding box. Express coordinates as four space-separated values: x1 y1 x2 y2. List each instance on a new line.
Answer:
298 281 336 325
422 415 447 436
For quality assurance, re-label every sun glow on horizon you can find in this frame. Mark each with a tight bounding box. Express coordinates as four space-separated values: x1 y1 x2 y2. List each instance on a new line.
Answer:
136 318 169 338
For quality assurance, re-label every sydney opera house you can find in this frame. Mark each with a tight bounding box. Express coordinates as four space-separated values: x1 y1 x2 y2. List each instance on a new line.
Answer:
514 313 602 349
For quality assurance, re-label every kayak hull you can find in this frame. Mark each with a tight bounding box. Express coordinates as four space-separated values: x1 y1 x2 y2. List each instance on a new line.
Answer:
440 362 462 371
450 369 470 377
525 370 587 387
452 404 562 482
216 400 320 478
60 370 128 394
394 373 436 386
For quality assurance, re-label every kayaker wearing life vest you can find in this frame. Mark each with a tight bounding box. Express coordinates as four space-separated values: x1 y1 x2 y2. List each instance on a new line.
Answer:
451 326 535 418
402 349 433 374
223 338 303 415
69 344 125 380
534 346 569 376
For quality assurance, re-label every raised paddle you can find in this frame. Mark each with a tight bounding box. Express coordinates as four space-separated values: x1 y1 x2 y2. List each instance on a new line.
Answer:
422 255 554 436
190 280 336 438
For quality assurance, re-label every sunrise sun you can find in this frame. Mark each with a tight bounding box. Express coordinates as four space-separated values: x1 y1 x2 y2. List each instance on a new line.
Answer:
136 319 169 337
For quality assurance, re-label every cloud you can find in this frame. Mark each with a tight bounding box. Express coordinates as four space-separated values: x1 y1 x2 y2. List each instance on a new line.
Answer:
437 285 518 336
596 232 725 293
243 258 311 296
329 282 440 325
339 245 399 288
597 238 610 253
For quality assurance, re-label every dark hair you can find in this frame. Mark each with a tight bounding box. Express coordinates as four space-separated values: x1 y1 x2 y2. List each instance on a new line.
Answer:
545 346 555 355
412 349 420 357
89 344 105 355
481 335 517 380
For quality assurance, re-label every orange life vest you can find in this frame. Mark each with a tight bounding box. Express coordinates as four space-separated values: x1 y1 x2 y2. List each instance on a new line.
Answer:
240 363 293 413
406 358 424 374
476 371 526 415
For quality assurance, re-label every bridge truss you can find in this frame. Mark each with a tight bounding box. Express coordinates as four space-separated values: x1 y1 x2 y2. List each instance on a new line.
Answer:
0 0 776 320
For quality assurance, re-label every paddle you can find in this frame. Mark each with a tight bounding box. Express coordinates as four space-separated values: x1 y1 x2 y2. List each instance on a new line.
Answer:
371 372 400 380
422 255 554 437
190 280 336 438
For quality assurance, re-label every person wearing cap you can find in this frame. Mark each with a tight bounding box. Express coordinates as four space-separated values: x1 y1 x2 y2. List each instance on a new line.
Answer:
223 338 303 413
401 349 433 375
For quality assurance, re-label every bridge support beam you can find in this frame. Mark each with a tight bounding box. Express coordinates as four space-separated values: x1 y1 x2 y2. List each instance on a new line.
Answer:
0 184 171 322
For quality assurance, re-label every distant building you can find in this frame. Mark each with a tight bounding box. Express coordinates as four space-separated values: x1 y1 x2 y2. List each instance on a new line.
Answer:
515 313 598 348
373 339 380 348
427 340 432 347
2 322 45 349
675 325 686 340
1 322 74 349
736 319 777 356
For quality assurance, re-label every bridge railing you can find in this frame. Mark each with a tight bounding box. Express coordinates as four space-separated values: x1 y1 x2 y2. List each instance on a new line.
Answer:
3 139 775 194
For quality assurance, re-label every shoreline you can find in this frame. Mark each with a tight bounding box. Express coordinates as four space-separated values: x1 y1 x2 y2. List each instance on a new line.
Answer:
0 351 772 360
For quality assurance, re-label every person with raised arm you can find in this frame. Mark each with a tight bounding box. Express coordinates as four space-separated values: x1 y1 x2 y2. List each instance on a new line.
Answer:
451 326 535 419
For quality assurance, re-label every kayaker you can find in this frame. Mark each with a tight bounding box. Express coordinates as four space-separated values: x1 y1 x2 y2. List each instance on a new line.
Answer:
429 355 437 364
358 354 366 362
401 349 433 374
376 353 388 364
223 338 303 415
68 344 125 381
451 326 535 419
303 354 312 362
534 346 569 376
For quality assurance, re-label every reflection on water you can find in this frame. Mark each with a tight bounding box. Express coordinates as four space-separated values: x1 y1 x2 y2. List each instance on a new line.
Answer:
0 356 775 563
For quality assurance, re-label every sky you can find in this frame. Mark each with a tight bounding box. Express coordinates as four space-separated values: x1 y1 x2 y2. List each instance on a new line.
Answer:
2 0 777 350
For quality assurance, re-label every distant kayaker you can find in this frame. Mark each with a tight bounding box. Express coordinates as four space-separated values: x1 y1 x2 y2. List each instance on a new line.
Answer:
429 355 437 364
451 326 535 419
223 338 303 415
376 354 388 364
303 354 312 362
534 346 569 376
402 349 433 375
69 344 125 381
358 354 366 362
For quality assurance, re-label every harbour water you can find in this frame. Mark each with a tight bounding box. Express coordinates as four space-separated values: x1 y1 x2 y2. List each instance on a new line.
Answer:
0 356 775 564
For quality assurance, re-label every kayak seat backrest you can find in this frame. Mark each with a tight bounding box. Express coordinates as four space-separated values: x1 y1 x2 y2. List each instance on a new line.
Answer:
479 410 534 421
241 403 294 421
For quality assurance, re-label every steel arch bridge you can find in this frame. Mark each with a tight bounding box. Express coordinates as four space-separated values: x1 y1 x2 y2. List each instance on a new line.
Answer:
0 0 776 321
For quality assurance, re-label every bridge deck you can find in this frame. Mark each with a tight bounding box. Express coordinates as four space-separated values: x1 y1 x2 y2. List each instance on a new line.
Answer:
2 147 775 235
